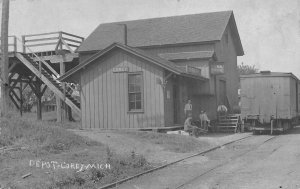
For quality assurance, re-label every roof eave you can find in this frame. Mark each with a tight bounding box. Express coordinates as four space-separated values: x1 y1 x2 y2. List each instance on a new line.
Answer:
179 73 208 81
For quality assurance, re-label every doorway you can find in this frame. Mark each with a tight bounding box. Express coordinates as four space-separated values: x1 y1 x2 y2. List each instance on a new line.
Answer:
219 80 227 105
173 84 180 124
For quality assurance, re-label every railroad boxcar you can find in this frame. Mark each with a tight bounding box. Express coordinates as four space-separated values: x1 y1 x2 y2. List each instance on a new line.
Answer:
240 71 300 134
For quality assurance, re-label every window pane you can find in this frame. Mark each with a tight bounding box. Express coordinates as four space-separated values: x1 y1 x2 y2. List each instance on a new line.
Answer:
128 75 134 84
129 102 136 110
135 85 141 92
135 75 142 85
128 73 143 111
136 101 142 109
129 94 135 102
129 84 135 92
136 93 141 101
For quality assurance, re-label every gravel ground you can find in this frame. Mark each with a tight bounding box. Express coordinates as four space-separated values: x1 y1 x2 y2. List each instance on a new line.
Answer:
110 127 300 189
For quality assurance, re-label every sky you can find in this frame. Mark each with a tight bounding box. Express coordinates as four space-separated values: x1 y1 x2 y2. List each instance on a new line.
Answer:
1 0 300 77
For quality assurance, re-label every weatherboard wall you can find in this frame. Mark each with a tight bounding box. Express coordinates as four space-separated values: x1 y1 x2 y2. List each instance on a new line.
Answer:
214 25 239 108
80 48 165 129
141 34 239 110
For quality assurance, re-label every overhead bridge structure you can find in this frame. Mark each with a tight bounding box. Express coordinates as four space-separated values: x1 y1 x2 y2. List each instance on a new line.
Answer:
0 32 84 121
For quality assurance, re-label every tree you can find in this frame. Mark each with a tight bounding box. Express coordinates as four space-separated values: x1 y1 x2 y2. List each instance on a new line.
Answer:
237 62 259 75
0 0 10 117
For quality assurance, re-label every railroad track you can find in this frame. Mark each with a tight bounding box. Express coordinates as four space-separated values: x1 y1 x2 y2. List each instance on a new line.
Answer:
172 135 278 189
99 134 263 189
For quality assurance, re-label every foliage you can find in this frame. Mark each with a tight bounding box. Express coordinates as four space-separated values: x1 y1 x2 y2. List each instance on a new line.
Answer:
0 115 153 189
21 87 55 112
237 62 259 75
48 151 151 188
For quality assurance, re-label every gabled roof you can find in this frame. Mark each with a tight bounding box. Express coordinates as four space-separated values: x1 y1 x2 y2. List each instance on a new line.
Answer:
159 51 216 61
77 11 244 55
59 43 208 82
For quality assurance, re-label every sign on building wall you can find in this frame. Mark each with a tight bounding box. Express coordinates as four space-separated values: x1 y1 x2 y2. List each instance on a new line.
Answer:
210 62 224 75
112 67 129 73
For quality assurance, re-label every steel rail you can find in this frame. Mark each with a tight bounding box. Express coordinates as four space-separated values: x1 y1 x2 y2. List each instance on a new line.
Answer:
98 134 253 189
173 135 278 189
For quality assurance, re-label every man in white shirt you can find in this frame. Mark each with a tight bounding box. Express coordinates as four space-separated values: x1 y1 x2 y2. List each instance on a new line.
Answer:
184 99 192 118
199 110 210 130
217 104 228 116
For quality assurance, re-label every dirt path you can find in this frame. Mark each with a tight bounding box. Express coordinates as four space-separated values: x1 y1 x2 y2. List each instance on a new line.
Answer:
72 130 191 164
72 130 250 164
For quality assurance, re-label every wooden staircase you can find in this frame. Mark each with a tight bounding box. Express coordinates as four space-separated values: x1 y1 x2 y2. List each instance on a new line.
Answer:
216 114 241 132
15 52 80 115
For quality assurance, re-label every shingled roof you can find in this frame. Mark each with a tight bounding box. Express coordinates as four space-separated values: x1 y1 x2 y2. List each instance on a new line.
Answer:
78 11 244 55
60 43 208 82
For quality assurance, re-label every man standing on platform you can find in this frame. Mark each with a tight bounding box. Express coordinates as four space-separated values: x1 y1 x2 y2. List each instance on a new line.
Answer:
184 99 192 118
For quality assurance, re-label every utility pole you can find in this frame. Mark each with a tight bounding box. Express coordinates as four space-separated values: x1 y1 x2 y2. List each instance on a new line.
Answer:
0 0 10 117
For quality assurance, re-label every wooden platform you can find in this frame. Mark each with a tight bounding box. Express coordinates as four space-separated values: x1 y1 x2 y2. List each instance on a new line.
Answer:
1 32 83 120
71 125 184 132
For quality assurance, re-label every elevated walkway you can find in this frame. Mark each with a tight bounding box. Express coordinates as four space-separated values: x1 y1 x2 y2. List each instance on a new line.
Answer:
1 32 84 119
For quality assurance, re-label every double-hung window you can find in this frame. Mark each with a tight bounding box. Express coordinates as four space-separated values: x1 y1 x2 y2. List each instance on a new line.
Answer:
128 72 143 112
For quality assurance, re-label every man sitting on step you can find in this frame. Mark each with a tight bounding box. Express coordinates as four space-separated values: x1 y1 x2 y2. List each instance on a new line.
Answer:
184 114 199 137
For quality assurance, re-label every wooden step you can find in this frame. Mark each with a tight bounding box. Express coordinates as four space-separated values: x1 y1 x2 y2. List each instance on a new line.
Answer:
218 120 238 123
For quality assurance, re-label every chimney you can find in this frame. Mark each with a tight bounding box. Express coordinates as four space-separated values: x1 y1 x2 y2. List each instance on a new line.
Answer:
117 24 127 45
124 24 127 45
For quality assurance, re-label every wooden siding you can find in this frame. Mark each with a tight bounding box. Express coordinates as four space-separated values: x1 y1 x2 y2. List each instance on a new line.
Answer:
174 59 210 78
164 76 175 126
142 33 239 109
80 48 165 129
214 25 239 108
290 77 298 117
298 82 300 113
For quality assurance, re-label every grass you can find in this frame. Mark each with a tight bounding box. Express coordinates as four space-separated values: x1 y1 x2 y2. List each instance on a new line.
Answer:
121 131 212 153
0 113 153 189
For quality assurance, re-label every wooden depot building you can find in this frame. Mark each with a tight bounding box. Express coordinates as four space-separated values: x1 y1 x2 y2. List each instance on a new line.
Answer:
60 11 244 129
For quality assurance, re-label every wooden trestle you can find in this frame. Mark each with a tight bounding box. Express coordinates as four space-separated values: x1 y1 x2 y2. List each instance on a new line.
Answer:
1 32 83 121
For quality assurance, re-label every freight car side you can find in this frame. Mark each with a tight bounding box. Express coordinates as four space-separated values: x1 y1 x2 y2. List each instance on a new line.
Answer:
240 72 299 134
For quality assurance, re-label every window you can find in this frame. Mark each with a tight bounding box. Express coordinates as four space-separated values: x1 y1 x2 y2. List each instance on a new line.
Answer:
128 73 143 111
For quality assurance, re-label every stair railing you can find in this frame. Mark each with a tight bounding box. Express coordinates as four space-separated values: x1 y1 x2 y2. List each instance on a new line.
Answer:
16 37 60 78
21 31 84 54
16 38 75 97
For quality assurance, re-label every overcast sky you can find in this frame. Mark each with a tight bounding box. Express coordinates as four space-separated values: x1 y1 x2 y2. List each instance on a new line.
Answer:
2 0 300 77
